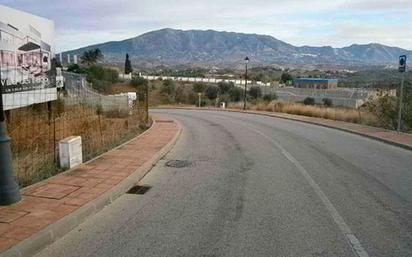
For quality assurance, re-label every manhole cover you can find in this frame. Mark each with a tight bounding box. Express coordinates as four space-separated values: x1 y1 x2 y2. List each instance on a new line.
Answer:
165 160 193 168
127 184 152 195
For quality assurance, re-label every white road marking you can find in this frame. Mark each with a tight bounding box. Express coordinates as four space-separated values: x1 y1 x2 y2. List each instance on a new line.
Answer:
243 124 370 257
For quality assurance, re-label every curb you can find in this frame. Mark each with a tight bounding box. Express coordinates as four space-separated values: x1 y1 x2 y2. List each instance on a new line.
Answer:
152 107 412 151
0 118 182 257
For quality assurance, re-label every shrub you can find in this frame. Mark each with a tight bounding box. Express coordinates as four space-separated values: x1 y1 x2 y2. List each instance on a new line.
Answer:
67 64 82 73
248 86 262 99
193 82 207 93
205 85 219 100
263 93 278 102
322 98 333 107
217 81 234 95
130 76 148 89
229 87 244 102
303 97 315 105
161 79 176 96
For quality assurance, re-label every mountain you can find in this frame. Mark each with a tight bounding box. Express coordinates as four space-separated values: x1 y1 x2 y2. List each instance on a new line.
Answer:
62 28 412 67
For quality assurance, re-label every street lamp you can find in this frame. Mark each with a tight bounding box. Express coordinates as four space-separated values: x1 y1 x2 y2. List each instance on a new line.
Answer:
243 56 250 110
0 62 21 205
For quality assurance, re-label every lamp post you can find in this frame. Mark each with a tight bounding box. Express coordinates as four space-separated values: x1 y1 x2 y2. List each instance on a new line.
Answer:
0 64 21 205
243 56 250 110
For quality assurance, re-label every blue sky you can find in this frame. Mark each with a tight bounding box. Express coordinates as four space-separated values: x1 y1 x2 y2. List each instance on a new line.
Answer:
1 0 411 52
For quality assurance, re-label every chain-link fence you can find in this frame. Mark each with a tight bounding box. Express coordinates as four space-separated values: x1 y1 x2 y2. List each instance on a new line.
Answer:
1 70 148 187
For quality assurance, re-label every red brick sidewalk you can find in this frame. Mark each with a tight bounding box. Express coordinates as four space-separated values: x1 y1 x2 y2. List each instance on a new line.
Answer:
0 116 179 254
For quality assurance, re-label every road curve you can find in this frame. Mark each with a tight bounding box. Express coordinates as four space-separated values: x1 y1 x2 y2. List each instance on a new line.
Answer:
35 109 412 257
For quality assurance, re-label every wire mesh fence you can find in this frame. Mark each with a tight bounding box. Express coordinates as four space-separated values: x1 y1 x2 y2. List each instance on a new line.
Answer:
1 70 148 187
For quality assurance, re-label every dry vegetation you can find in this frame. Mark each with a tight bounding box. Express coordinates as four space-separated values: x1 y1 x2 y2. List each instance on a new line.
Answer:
228 100 379 126
7 101 145 187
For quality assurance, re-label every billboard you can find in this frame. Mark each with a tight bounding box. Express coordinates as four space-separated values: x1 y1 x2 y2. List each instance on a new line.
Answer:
0 4 54 92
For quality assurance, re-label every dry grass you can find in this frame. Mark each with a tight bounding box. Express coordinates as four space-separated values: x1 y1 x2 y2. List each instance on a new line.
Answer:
7 103 145 187
111 82 136 94
228 100 379 126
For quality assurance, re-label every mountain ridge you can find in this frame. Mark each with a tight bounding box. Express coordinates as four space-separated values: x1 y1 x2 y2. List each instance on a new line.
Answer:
62 28 412 67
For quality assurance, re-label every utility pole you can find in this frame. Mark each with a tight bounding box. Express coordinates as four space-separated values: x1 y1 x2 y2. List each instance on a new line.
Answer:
243 56 250 110
198 93 202 108
397 55 407 133
0 67 21 205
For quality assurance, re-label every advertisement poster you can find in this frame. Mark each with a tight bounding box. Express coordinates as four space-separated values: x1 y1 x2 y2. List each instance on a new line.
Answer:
0 5 55 92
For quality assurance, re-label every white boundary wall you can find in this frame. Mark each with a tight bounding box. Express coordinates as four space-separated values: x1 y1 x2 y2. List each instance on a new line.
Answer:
2 88 57 110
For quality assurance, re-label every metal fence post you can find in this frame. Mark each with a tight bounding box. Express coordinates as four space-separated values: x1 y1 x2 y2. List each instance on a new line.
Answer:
0 74 21 205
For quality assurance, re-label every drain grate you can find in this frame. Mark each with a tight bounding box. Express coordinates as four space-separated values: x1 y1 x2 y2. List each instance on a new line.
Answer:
127 184 152 195
165 160 193 168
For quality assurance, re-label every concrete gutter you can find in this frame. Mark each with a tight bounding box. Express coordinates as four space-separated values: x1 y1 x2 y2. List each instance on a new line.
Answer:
0 118 182 257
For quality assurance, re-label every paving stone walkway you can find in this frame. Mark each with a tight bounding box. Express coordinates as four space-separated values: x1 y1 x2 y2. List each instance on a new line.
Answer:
0 117 178 252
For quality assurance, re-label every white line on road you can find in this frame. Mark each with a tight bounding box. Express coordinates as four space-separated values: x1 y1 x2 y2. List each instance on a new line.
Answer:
242 124 370 257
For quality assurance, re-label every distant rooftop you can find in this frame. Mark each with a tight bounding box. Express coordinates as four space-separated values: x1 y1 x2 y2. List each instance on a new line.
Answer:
294 78 338 83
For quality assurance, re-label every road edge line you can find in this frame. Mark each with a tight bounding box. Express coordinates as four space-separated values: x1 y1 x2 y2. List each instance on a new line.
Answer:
244 124 370 257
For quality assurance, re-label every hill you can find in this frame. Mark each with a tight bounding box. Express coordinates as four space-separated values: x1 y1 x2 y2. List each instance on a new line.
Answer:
62 28 412 67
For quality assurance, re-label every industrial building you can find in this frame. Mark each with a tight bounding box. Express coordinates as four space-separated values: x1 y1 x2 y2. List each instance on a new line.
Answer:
293 78 338 89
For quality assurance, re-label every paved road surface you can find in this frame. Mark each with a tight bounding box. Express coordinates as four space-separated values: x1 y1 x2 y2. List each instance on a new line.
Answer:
35 109 412 257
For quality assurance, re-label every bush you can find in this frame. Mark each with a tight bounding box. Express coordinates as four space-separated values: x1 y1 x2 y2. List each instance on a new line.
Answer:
90 79 112 93
303 97 315 105
263 93 278 102
248 86 262 99
86 65 118 84
67 64 82 73
130 76 148 89
161 79 176 95
322 98 333 107
229 87 244 102
280 72 293 83
217 81 234 95
205 85 218 100
193 82 207 93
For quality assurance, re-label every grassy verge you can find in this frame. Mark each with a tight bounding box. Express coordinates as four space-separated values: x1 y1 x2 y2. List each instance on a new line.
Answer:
228 100 380 126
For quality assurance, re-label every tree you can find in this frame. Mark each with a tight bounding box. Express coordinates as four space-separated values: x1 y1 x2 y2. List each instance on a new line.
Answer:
205 85 218 100
161 79 176 95
80 48 103 65
263 93 278 102
124 53 132 74
192 83 207 93
130 76 148 89
67 64 81 73
280 72 293 84
248 86 262 99
217 81 234 95
228 87 243 102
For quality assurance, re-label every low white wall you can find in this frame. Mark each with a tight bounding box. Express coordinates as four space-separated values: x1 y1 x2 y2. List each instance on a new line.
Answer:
3 88 58 111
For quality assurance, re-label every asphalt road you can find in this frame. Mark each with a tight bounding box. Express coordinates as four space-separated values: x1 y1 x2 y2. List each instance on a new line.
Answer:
35 109 412 257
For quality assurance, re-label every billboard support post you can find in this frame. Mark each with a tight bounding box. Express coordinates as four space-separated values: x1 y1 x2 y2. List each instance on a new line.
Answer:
0 71 21 205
